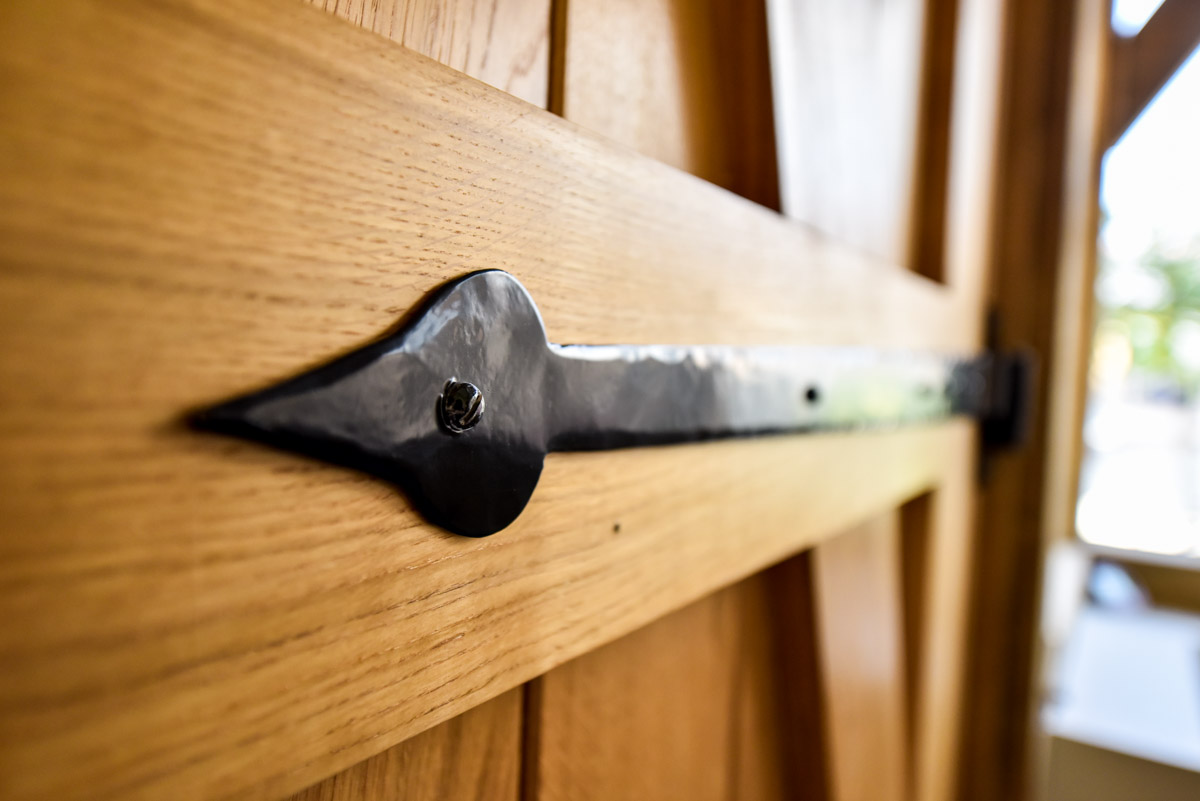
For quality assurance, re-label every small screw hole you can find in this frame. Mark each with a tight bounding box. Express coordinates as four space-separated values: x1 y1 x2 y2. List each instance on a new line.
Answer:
804 386 820 404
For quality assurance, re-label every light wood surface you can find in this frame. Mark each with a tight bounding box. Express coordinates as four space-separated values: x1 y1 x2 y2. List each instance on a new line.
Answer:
1032 4 1120 795
1045 736 1200 801
938 0 1004 324
1043 0 1109 550
0 1 977 799
813 514 909 801
307 0 551 108
287 3 544 795
905 0 960 283
526 556 828 801
519 4 805 799
1105 0 1200 147
767 0 1000 299
788 0 1005 797
896 3 1003 798
908 426 977 801
286 689 522 801
960 1 1084 800
811 455 978 801
766 0 928 265
557 0 779 208
530 580 759 801
288 0 1002 798
730 557 831 801
900 494 934 767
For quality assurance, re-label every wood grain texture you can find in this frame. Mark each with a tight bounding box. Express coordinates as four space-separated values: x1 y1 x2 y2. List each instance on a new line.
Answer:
899 492 933 767
813 515 909 801
908 427 977 801
1043 0 1108 550
731 557 831 801
0 1 976 799
767 0 997 294
1105 0 1200 147
307 0 551 108
1031 2 1112 794
940 0 1004 319
519 4 807 798
906 0 961 283
766 3 1004 795
815 436 976 801
959 1 1081 800
528 587 743 801
557 0 780 208
766 0 928 264
294 3 544 797
286 688 522 801
526 557 827 801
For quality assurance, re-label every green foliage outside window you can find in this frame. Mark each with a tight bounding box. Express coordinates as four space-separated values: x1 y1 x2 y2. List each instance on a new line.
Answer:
1096 237 1200 399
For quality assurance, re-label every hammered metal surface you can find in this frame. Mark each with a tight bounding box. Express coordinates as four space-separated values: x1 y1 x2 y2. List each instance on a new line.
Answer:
196 271 987 537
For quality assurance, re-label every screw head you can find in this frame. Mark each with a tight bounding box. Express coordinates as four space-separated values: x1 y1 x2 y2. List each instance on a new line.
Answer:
438 378 485 434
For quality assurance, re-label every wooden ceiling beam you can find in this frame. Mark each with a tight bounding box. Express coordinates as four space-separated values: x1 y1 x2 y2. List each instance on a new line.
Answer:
1105 0 1200 147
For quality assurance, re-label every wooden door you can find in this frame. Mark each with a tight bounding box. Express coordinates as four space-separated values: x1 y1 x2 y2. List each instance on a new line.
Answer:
0 1 1070 800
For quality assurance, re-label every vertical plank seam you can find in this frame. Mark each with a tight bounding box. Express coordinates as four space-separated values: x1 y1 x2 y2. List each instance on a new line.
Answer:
907 0 962 284
546 0 569 116
519 680 545 801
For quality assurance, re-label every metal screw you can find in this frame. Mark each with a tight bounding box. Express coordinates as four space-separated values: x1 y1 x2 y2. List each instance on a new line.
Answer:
438 378 485 434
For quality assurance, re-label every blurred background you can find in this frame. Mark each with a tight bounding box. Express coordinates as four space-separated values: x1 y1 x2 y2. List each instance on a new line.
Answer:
1041 1 1200 798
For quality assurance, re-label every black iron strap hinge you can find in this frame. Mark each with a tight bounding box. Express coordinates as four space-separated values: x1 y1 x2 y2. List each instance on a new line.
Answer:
195 271 1035 537
980 347 1035 452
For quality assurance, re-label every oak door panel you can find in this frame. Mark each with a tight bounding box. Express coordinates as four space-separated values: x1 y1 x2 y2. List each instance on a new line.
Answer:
284 3 544 795
287 689 523 801
814 514 910 801
773 1 1004 798
910 428 978 801
558 0 779 208
528 587 745 801
308 0 551 108
0 2 970 799
527 2 934 797
527 557 827 801
766 0 930 265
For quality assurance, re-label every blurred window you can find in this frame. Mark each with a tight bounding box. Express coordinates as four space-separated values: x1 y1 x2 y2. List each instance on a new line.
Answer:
1077 44 1200 556
1111 0 1166 37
